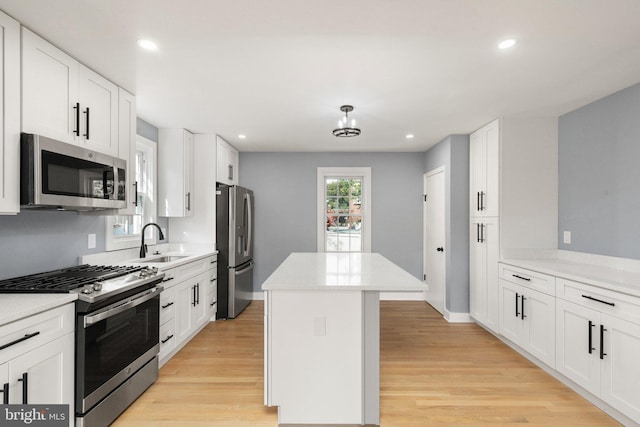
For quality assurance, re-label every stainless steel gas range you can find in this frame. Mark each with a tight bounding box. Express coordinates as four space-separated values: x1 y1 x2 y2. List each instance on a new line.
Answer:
0 264 165 427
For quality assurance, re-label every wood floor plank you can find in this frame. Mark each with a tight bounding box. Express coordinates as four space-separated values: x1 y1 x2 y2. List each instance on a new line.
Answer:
112 300 620 426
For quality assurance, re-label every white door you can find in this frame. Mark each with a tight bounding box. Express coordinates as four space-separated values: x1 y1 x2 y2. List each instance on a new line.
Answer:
600 313 640 421
423 168 446 314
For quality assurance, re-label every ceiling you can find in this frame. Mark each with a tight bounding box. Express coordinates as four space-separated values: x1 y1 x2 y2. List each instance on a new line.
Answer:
1 0 639 152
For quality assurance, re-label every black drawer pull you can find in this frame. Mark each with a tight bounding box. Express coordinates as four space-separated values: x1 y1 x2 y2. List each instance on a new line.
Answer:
512 274 531 282
17 372 28 404
0 331 40 351
210 301 217 307
0 382 8 404
600 325 607 360
161 334 174 344
588 320 595 354
162 277 174 283
161 302 174 309
582 295 615 307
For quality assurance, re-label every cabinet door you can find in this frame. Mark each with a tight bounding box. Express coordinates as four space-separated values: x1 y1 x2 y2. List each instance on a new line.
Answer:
228 146 239 185
522 288 555 367
600 313 640 421
483 119 499 217
216 139 229 184
175 278 197 344
500 280 523 344
117 88 137 215
8 333 74 413
555 299 601 394
470 217 499 332
22 28 79 144
469 129 486 217
78 65 118 155
0 12 20 215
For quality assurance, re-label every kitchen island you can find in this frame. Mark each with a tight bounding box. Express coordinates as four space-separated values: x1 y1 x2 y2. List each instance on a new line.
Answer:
262 252 427 426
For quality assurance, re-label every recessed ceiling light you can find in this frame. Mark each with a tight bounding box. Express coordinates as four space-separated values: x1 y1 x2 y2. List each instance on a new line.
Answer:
498 38 517 50
238 134 246 139
405 134 414 139
137 39 158 51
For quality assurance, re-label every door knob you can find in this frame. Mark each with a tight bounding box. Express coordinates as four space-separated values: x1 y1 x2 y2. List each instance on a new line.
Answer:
436 247 444 252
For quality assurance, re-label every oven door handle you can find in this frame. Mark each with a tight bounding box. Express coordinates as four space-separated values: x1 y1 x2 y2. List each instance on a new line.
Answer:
83 286 163 328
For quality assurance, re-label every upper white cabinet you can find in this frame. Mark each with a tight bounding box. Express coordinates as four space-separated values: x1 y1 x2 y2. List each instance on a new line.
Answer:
117 88 137 215
158 129 194 217
22 27 118 156
470 119 499 218
216 136 239 185
0 11 20 215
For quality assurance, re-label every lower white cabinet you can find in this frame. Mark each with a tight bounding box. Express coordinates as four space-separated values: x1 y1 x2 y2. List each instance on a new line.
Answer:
469 217 499 332
500 279 555 367
0 303 74 426
159 286 176 363
556 284 640 422
208 259 218 320
175 272 208 344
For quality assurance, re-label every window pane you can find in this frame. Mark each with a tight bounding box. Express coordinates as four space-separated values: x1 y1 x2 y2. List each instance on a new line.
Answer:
321 172 366 253
325 179 338 196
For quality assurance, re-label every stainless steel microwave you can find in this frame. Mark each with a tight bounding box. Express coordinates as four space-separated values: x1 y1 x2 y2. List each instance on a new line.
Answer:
20 133 127 210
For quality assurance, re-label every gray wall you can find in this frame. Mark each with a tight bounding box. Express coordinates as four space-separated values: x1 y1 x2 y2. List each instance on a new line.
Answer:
424 135 470 313
0 118 167 280
558 82 640 258
239 152 424 292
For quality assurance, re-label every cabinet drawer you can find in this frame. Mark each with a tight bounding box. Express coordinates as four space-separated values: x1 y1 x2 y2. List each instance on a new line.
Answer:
0 304 74 362
207 256 217 273
557 278 640 326
174 258 210 282
160 267 178 289
159 319 175 360
499 264 555 296
160 287 176 325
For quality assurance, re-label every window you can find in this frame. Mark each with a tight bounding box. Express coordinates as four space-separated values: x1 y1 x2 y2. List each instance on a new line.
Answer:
105 136 157 251
317 167 371 252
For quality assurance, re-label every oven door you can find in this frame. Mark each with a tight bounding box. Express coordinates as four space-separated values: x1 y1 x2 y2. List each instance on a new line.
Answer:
76 286 161 415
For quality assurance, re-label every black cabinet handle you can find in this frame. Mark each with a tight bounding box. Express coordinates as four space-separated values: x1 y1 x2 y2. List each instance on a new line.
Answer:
17 372 28 404
476 224 481 243
521 296 526 319
196 283 200 305
161 334 174 344
515 293 520 318
0 331 40 351
192 285 196 307
133 181 138 207
73 102 80 136
0 382 8 404
161 302 174 309
210 301 217 307
84 107 90 139
477 191 481 212
186 192 191 211
512 274 531 282
588 320 595 354
480 191 485 211
162 277 174 283
481 223 485 242
436 247 444 252
228 164 233 181
582 294 615 307
600 325 607 360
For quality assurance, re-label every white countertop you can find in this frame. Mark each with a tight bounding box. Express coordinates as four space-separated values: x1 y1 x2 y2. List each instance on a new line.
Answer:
262 252 427 291
500 257 640 298
0 293 77 327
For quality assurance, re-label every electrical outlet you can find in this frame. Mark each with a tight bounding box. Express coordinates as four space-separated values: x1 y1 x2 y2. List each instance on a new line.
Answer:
88 234 97 249
563 231 571 244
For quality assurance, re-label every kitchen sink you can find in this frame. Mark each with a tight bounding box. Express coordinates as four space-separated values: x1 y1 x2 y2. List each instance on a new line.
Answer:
139 255 189 263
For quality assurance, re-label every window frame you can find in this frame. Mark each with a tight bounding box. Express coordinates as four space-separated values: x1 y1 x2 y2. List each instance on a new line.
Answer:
105 135 157 251
317 167 371 253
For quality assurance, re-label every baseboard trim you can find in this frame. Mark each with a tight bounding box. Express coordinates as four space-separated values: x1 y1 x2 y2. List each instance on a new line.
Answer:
252 291 264 300
379 292 424 301
444 309 473 323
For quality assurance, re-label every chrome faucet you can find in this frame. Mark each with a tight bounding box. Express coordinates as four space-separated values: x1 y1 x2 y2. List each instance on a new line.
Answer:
140 223 165 258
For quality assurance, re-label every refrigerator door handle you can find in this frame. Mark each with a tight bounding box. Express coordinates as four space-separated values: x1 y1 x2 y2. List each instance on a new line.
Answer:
245 193 253 257
234 260 254 275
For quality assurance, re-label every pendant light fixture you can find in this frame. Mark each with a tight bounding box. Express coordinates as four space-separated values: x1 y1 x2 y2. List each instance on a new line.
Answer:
332 105 361 137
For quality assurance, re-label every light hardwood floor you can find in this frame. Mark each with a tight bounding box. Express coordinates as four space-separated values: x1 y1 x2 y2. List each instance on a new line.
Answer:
113 301 620 426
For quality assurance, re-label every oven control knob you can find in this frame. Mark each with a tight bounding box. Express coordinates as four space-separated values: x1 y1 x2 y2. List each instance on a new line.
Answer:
92 283 103 291
82 285 94 294
150 267 158 275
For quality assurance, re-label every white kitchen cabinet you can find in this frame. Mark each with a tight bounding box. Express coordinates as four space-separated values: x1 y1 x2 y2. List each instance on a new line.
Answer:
159 285 176 365
117 88 137 215
208 258 218 320
22 28 119 156
158 129 194 217
469 217 499 332
556 278 640 421
0 11 20 215
175 271 208 344
499 279 555 367
216 136 239 185
469 119 499 217
0 303 74 426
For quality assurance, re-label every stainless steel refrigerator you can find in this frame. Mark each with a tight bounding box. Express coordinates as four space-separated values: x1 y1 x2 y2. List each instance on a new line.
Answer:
216 184 254 319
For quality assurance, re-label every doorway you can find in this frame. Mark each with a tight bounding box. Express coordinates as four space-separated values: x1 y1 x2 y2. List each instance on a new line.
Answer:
423 167 446 314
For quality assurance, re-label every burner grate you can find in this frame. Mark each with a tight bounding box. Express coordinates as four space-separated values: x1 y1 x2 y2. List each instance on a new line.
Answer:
0 264 144 293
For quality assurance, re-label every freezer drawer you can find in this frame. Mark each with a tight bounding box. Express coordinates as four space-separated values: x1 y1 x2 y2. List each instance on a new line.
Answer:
229 260 253 318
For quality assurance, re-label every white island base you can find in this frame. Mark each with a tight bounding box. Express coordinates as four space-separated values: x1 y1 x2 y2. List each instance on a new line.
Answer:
263 253 427 426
